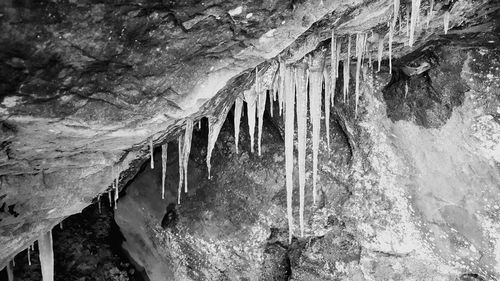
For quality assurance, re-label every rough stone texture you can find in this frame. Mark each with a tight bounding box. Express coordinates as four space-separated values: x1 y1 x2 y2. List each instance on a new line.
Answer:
116 44 500 280
0 0 499 276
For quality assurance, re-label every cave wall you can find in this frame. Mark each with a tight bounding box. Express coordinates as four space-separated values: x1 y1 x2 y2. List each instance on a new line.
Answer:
115 44 500 280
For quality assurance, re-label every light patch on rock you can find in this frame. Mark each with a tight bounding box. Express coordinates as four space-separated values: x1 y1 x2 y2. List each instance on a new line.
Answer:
228 6 242 16
2 96 20 108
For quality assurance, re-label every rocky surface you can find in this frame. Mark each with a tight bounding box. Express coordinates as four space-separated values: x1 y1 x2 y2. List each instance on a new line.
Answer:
3 202 145 281
115 43 500 280
0 0 499 278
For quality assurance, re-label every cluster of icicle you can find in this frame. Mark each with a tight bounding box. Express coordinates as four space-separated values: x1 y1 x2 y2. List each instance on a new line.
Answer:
114 0 454 242
4 231 55 281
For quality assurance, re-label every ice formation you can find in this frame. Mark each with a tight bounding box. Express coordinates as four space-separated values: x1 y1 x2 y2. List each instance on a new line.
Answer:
38 231 54 281
284 63 295 243
409 0 421 46
330 30 337 106
257 89 267 156
150 138 154 169
309 53 324 205
389 24 394 74
295 62 308 237
182 119 193 193
244 87 257 153
355 33 366 117
177 135 183 204
207 105 231 179
377 37 384 72
161 143 168 199
444 11 450 34
233 96 243 154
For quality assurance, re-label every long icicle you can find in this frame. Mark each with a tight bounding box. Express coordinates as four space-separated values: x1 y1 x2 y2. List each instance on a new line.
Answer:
234 96 243 154
377 37 384 72
7 261 13 281
330 30 337 106
244 87 257 153
257 89 267 156
150 138 154 169
346 35 352 101
207 104 231 179
323 64 331 150
182 119 194 193
284 63 295 243
393 0 400 27
389 23 394 74
113 168 118 210
427 0 434 28
295 62 307 237
39 230 54 281
161 143 168 199
28 244 32 266
409 0 421 46
268 89 274 118
406 6 410 38
278 58 285 116
343 58 349 102
177 135 183 204
108 189 112 207
309 54 324 205
355 33 366 117
98 194 101 213
443 11 450 34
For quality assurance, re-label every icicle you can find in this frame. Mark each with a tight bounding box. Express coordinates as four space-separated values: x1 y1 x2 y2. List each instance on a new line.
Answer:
114 177 118 209
244 87 257 153
182 119 194 193
330 31 337 105
59 222 63 230
38 230 54 281
323 64 331 150
278 58 285 115
12 259 14 267
234 97 243 154
257 90 266 156
343 58 349 102
295 63 307 237
406 6 410 37
393 0 400 27
284 63 295 244
399 12 403 32
409 0 421 46
427 0 434 28
150 138 154 169
98 194 101 213
377 38 384 72
389 23 394 74
161 143 168 198
309 55 323 205
177 135 183 204
207 105 231 179
108 190 112 207
443 11 450 34
343 35 352 103
405 80 409 98
6 261 13 281
355 33 366 117
198 120 202 130
367 39 372 68
28 244 32 266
